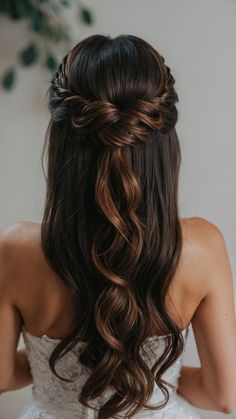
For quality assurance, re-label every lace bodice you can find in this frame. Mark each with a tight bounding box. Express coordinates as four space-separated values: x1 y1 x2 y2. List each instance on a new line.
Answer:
18 325 203 418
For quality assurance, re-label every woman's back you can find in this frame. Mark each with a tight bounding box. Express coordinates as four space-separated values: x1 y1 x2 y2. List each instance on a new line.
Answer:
2 217 205 419
7 218 204 340
2 215 236 418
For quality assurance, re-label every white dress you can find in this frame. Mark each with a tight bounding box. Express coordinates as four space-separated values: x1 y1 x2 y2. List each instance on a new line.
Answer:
18 325 203 418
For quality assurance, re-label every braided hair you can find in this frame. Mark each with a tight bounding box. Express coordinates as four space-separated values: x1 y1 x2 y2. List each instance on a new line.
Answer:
41 34 183 419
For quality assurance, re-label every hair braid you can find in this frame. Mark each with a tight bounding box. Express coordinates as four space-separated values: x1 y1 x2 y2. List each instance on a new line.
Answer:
42 34 184 419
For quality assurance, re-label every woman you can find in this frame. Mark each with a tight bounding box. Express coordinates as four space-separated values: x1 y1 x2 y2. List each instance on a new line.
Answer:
0 34 235 419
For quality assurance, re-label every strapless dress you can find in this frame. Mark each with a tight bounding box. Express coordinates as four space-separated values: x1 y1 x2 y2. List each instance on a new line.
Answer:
18 325 203 418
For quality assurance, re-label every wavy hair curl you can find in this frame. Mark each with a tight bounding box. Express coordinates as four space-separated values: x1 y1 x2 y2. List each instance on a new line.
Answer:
41 34 184 418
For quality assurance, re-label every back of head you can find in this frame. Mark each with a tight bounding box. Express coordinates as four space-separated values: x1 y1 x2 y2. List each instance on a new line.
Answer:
41 34 183 419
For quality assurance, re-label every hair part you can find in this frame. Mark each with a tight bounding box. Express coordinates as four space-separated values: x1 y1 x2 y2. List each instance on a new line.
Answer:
41 34 184 418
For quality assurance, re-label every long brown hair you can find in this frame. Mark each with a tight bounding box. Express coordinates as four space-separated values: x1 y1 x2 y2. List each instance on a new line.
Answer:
41 34 184 418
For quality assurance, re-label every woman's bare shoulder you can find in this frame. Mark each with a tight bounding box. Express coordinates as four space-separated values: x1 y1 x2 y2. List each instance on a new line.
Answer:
0 221 42 292
180 216 229 294
0 220 40 242
181 216 224 242
181 216 226 262
0 220 41 259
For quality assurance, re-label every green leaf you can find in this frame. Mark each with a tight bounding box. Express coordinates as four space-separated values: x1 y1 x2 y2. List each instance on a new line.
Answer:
0 0 14 15
8 0 20 19
2 68 16 90
15 1 32 18
29 9 44 33
0 0 8 13
19 43 39 66
0 0 31 19
46 55 58 71
9 0 25 20
80 8 93 25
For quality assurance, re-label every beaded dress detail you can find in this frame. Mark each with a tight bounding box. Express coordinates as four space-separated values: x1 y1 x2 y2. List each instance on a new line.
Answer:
18 325 203 418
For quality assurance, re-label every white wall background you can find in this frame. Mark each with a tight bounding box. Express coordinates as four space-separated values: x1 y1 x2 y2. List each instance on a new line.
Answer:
0 0 236 418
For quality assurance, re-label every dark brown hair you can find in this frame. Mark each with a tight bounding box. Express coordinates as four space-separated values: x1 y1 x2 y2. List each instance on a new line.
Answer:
41 34 184 418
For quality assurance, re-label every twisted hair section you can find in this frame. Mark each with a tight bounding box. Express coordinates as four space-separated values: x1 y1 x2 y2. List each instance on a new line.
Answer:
41 34 183 418
48 43 178 150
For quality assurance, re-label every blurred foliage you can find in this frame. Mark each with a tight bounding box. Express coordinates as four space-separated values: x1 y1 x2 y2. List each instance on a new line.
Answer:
0 0 94 90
